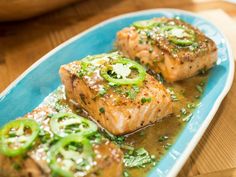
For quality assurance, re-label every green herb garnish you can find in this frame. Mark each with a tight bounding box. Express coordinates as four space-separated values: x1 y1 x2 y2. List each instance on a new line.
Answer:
124 148 155 168
196 85 203 93
124 85 140 100
141 97 152 104
180 108 187 115
103 130 125 145
123 171 130 177
187 103 196 109
12 163 22 171
158 135 169 142
167 88 179 102
182 113 193 122
98 87 107 96
164 143 172 150
99 107 105 113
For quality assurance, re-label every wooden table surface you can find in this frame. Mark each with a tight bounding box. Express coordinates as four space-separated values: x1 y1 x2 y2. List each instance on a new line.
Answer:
0 0 236 176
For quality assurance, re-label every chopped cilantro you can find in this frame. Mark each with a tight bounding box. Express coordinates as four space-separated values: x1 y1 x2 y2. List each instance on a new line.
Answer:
145 31 152 38
167 88 179 102
180 108 187 115
158 135 169 142
54 100 71 112
187 103 196 109
134 57 141 63
139 39 144 44
108 82 119 87
77 61 97 78
115 136 125 144
139 131 145 136
153 59 158 65
164 143 172 150
171 48 179 53
196 84 203 93
120 144 135 151
182 113 193 122
12 163 22 171
123 171 130 177
124 148 155 168
141 97 152 104
176 114 181 118
98 87 107 96
39 129 51 144
149 47 153 53
77 62 89 77
114 85 140 100
125 85 140 100
103 130 125 145
99 107 105 113
155 73 164 83
90 132 103 144
195 95 200 99
189 42 199 51
125 90 136 100
200 80 205 86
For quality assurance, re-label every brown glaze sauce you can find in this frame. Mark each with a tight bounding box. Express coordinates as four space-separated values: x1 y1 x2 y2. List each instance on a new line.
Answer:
44 71 208 177
0 71 207 177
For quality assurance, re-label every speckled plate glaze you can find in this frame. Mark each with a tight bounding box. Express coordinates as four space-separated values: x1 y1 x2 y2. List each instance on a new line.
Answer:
0 9 234 177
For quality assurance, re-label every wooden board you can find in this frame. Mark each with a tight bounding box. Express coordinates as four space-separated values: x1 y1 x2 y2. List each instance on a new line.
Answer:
0 0 79 21
0 0 236 176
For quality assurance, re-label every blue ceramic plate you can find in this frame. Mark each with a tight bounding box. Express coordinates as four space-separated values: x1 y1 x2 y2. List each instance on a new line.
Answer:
0 9 234 177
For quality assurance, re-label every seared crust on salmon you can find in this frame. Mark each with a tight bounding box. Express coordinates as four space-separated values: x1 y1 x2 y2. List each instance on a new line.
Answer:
59 53 172 135
116 17 217 82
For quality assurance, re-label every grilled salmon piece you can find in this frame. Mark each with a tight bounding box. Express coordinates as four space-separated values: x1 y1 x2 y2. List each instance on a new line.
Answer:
59 52 172 135
28 107 124 177
0 106 124 177
116 17 217 82
0 155 47 177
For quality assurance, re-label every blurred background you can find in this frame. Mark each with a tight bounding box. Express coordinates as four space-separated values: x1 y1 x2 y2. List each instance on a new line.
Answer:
0 1 236 177
0 0 236 91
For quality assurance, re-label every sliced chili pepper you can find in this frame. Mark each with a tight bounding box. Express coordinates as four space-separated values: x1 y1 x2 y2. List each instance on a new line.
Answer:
160 25 195 46
50 113 97 138
133 20 160 29
49 135 94 177
100 58 146 85
0 119 39 157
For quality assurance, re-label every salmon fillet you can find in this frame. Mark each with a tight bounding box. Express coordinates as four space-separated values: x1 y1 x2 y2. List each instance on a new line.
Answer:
116 17 217 82
59 52 172 135
0 106 123 177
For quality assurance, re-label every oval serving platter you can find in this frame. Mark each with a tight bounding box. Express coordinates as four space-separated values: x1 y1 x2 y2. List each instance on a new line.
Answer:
0 9 234 177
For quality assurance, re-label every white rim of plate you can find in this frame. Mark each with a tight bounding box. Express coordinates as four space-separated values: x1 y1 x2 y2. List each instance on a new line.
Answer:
0 8 234 177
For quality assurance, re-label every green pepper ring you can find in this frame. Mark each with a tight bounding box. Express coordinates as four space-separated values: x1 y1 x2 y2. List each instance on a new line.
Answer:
133 20 160 29
50 113 97 138
100 58 146 85
49 135 93 177
160 25 195 46
0 119 40 157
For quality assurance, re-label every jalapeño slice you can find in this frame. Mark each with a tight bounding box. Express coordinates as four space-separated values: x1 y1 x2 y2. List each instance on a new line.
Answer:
160 25 195 46
100 58 146 85
0 119 39 157
133 20 160 29
50 113 97 138
49 135 94 177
